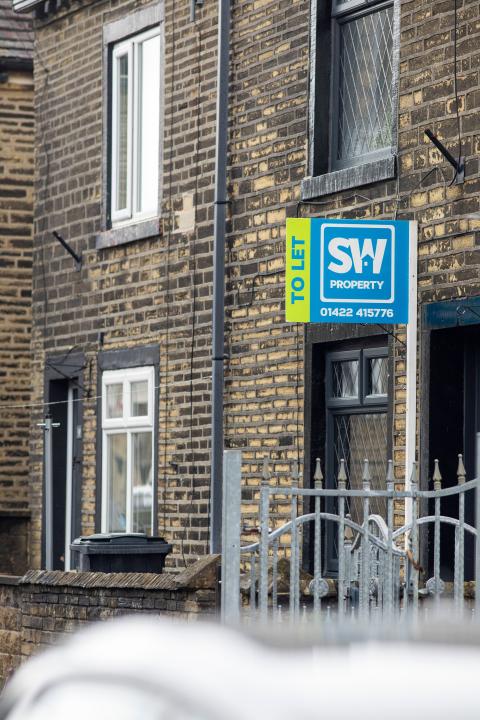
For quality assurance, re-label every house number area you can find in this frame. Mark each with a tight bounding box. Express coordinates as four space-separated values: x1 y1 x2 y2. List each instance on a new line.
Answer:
319 308 394 318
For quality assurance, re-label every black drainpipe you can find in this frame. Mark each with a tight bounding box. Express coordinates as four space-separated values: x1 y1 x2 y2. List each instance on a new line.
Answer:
210 0 231 554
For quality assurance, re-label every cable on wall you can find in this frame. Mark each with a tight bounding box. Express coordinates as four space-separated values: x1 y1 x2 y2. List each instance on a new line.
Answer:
296 194 372 217
453 0 462 175
393 165 448 220
0 382 165 413
45 360 89 394
34 49 89 404
161 6 177 538
180 23 203 568
232 194 376 475
44 344 89 394
33 47 51 352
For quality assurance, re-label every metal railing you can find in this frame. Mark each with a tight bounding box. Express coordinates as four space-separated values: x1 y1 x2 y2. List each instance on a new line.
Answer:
221 447 480 625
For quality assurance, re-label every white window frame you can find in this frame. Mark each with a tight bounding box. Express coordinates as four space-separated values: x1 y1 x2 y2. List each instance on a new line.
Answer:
101 366 155 534
110 27 161 227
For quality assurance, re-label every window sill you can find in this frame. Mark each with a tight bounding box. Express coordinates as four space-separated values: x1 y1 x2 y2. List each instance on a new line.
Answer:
301 156 396 200
95 217 160 250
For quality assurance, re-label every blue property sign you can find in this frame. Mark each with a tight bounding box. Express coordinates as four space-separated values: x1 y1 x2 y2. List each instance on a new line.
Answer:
286 218 415 324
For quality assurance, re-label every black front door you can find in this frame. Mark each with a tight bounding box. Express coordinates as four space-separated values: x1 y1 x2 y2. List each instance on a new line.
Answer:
48 379 82 570
428 325 480 580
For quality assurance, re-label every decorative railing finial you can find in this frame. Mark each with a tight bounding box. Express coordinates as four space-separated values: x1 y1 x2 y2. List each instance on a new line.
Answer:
292 460 299 485
362 458 371 489
433 458 442 491
344 513 354 543
338 458 347 489
314 457 323 489
457 454 466 485
410 461 418 489
261 456 270 485
386 459 394 490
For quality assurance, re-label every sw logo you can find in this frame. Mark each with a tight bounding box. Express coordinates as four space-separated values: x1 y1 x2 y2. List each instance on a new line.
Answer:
320 223 395 304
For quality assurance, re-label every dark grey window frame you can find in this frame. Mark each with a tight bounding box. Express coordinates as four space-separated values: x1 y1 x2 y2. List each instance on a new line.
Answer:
302 328 393 574
325 347 388 408
325 344 389 573
96 344 160 535
302 0 400 200
326 349 362 409
95 2 165 250
363 346 388 404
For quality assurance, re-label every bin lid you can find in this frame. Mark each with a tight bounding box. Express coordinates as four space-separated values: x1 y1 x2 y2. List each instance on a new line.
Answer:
71 533 169 546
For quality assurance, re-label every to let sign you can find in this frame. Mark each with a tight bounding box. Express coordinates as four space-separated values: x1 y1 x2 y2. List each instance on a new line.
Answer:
286 218 416 324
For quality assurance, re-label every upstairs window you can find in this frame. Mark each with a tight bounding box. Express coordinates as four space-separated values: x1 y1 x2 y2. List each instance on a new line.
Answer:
303 0 398 198
101 367 155 535
331 0 394 170
110 28 161 226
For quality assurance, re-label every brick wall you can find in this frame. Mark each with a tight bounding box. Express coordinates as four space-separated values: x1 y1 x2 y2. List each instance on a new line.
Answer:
399 0 480 302
0 555 219 688
30 0 480 569
0 64 33 573
225 0 480 513
31 0 308 569
0 68 33 526
30 0 221 568
224 0 308 536
0 516 29 576
0 577 22 689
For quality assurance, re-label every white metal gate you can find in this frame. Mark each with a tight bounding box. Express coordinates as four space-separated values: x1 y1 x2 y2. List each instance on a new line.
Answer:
221 445 480 625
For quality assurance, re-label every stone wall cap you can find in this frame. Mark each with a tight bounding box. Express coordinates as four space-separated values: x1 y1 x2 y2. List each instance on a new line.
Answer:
174 554 220 590
19 555 221 591
0 574 21 586
19 570 179 591
0 509 30 518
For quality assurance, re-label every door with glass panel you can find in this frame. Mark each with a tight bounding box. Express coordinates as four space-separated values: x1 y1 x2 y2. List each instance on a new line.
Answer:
101 367 155 536
324 347 389 572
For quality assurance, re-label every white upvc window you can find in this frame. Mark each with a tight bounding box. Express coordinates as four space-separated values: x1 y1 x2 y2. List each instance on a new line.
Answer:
111 27 161 226
101 367 155 535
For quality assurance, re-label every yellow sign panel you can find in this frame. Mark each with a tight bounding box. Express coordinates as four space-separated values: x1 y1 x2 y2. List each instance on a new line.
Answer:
285 219 310 322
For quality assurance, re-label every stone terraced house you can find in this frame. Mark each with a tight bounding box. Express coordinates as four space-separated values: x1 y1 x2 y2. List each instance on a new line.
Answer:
0 0 480 650
0 0 33 576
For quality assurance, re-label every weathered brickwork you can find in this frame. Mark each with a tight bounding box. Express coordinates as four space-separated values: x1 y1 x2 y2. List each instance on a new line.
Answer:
225 0 307 535
0 577 22 689
399 0 480 301
0 3 34 572
394 0 480 489
28 0 480 571
29 0 311 567
30 0 220 566
0 555 218 687
0 516 29 576
0 73 33 516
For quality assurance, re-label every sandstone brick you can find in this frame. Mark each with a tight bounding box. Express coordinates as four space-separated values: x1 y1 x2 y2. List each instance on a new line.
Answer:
0 64 33 549
15 0 480 577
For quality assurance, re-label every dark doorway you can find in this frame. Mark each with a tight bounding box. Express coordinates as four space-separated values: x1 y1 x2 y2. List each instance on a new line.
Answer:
49 380 68 570
308 335 391 575
428 325 480 580
47 379 82 570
